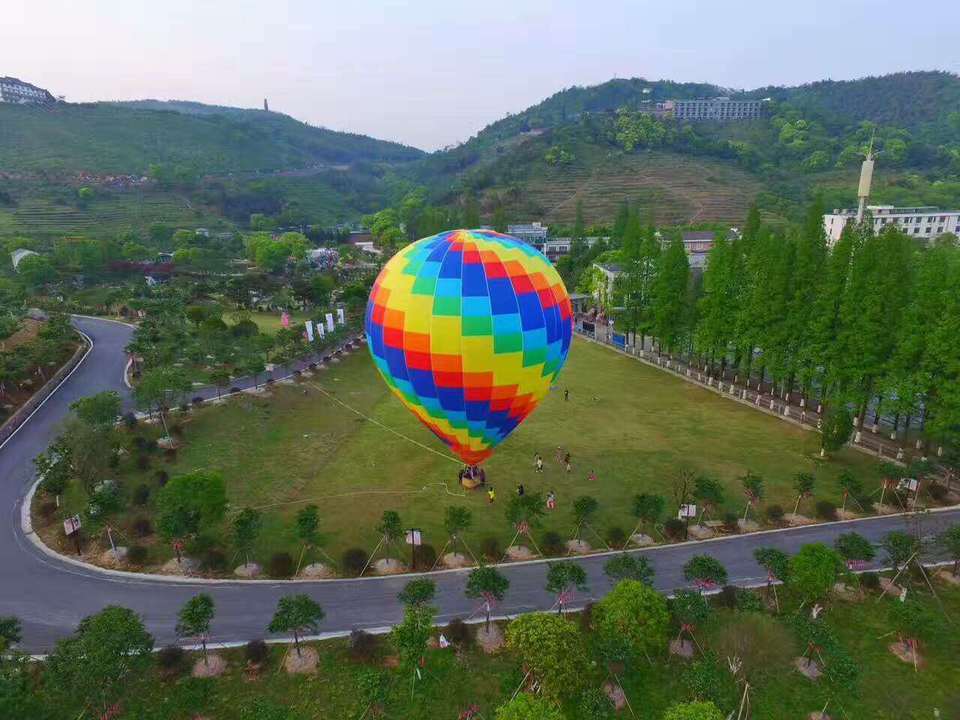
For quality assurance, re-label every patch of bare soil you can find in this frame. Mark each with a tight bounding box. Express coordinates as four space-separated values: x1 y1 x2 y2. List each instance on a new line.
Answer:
476 623 505 654
630 533 655 547
888 641 924 668
506 545 535 560
234 562 261 578
794 657 822 680
159 557 198 576
442 552 469 568
372 558 407 574
688 525 715 540
785 513 814 526
283 646 319 674
566 539 591 554
669 639 694 659
602 681 627 710
99 547 128 567
300 562 335 578
192 654 227 678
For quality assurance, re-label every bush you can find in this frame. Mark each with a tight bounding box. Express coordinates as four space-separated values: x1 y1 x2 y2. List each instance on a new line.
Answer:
201 549 227 573
154 469 169 486
481 536 502 561
606 526 627 548
157 645 185 674
718 585 739 609
132 516 153 538
341 548 369 577
723 513 739 533
133 484 151 506
268 552 295 578
413 544 437 571
736 588 763 612
664 518 687 540
122 412 138 429
859 571 880 590
766 504 785 523
348 629 379 662
245 639 269 665
816 500 837 520
39 501 58 519
127 545 149 565
578 687 615 720
187 533 216 557
444 618 473 648
136 454 151 470
578 601 594 634
541 531 565 556
928 483 948 502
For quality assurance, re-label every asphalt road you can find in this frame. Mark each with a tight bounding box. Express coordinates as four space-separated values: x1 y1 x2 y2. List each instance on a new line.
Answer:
2 316 957 653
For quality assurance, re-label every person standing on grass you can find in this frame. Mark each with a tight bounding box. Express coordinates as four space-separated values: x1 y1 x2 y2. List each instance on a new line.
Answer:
517 483 525 497
555 446 563 463
564 452 572 473
547 491 557 510
564 388 569 401
487 486 496 504
588 469 597 483
535 454 543 473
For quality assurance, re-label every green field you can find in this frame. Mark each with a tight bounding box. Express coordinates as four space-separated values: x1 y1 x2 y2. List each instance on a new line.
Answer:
21 581 960 720
49 337 889 570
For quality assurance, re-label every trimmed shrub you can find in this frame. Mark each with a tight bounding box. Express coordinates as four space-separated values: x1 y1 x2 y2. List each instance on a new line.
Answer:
413 544 436 571
341 548 369 577
816 500 837 521
541 531 565 556
133 484 151 506
349 629 379 662
127 545 149 565
444 618 473 648
132 516 153 538
664 518 687 540
766 504 785 523
154 469 169 486
480 536 501 562
201 549 227 573
245 639 269 665
606 526 627 548
157 645 185 674
268 552 295 578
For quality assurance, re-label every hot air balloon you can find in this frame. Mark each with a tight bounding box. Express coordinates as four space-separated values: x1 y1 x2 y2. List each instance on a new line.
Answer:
365 229 573 467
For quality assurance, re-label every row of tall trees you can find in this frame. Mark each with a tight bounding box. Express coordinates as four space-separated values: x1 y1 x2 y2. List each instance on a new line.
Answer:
603 200 960 450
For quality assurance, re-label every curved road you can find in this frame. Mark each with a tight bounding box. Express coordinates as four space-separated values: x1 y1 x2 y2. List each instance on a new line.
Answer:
2 316 957 652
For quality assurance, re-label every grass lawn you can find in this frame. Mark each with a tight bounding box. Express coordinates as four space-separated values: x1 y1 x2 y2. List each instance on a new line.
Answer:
248 310 314 335
48 337 890 571
45 582 960 720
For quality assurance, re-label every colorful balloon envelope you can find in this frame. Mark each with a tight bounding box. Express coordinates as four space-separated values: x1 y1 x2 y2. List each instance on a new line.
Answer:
365 229 573 465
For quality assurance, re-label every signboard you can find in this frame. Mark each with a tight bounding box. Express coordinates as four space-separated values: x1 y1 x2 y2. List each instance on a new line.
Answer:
305 320 315 342
405 529 422 546
63 514 81 536
612 332 626 349
336 308 345 325
325 313 335 333
581 321 595 336
897 478 919 493
678 504 698 519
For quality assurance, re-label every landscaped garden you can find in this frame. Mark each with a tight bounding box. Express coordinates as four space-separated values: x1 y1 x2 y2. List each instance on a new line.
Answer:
32 336 929 577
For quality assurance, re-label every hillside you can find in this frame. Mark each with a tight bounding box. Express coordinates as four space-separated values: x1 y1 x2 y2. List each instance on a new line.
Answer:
408 71 960 226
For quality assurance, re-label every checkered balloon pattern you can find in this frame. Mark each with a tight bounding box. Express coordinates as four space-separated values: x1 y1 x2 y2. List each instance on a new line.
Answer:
365 229 573 465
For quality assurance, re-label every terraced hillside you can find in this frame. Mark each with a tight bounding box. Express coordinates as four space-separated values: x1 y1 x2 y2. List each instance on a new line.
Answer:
519 151 766 226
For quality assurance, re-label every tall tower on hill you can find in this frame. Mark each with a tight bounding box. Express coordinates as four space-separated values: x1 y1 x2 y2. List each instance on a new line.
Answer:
855 136 875 224
263 98 269 112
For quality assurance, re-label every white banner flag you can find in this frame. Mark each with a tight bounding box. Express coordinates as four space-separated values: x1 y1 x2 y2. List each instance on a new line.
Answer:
325 313 335 333
317 321 325 339
336 307 345 325
305 320 315 342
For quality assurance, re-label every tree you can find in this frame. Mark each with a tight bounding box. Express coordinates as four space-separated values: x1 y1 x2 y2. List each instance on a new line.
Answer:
545 561 588 613
506 493 546 530
59 417 115 492
505 613 584 702
572 495 599 541
633 493 665 533
233 508 262 567
390 604 435 680
820 404 853 455
693 476 725 524
753 547 789 583
683 555 728 589
295 504 321 572
176 593 215 664
495 694 565 720
651 237 691 353
45 606 153 717
377 510 404 550
268 595 324 657
397 579 436 608
70 391 121 428
791 472 816 516
663 700 725 720
834 532 876 563
594 580 669 663
603 553 654 585
465 565 510 631
133 366 191 435
888 598 944 648
881 530 918 572
788 543 843 602
34 443 72 497
671 590 711 629
0 616 21 655
16 254 55 288
837 469 864 513
155 470 228 542
210 368 231 399
939 525 960 575
443 505 473 556
740 471 764 520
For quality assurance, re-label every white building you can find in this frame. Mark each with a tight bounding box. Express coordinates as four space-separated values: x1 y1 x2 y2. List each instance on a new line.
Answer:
823 206 960 246
0 76 56 105
672 97 764 122
507 222 549 246
10 248 38 270
542 236 604 262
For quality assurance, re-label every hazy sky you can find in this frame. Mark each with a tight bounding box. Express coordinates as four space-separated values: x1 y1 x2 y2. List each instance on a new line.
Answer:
3 0 958 150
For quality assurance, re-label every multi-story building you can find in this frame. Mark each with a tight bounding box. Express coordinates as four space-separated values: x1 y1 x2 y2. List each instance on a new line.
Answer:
507 222 549 246
0 76 56 105
672 97 764 122
541 236 605 262
823 206 960 246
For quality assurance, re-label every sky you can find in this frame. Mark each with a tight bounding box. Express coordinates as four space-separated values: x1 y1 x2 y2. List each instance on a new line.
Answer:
3 0 958 151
